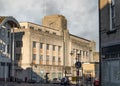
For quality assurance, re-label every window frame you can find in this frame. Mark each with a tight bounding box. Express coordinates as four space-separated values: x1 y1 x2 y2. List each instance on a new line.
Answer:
109 0 115 31
46 44 49 50
32 54 36 60
53 45 55 51
46 55 49 61
52 56 55 62
33 41 36 48
40 43 43 49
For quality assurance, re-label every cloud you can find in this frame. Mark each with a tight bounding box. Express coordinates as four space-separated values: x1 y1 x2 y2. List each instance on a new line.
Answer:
0 0 99 51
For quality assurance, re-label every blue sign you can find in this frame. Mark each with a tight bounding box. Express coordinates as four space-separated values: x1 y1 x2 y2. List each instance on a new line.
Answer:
75 61 81 69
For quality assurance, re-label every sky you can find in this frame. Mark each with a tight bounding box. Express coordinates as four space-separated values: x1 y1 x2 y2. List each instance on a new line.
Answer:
0 0 99 51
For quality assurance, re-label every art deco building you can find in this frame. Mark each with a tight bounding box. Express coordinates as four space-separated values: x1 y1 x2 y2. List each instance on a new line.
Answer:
100 0 120 86
0 15 98 82
13 15 97 81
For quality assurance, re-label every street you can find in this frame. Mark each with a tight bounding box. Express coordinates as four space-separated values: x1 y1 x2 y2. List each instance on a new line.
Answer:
0 82 77 86
0 82 94 86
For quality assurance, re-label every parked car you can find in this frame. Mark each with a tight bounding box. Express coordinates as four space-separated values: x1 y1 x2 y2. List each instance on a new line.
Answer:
94 78 99 86
16 78 23 83
27 79 36 83
61 77 70 85
51 78 61 84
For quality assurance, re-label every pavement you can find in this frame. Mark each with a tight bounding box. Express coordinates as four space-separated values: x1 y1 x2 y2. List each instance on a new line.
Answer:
0 81 93 86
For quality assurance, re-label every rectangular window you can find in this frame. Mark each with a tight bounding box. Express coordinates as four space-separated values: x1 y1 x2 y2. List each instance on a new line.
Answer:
53 32 56 35
40 55 43 60
30 26 34 30
1 29 5 36
83 51 85 56
7 45 9 53
46 44 49 50
16 41 23 47
8 32 10 38
32 54 36 60
38 29 42 31
102 44 120 59
58 46 61 52
0 43 2 51
40 43 43 49
46 55 49 61
53 56 55 62
2 44 5 52
53 45 55 51
58 57 61 62
33 41 36 48
15 54 22 60
21 26 25 28
110 0 115 30
45 30 49 33
86 52 88 57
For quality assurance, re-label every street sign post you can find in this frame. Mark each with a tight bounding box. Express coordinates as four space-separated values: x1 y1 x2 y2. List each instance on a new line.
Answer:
75 61 81 69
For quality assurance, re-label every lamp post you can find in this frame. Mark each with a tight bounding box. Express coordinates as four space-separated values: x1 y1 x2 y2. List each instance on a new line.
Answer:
71 49 81 86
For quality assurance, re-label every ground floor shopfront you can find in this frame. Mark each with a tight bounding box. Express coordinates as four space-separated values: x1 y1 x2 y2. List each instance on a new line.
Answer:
0 62 98 83
14 65 63 82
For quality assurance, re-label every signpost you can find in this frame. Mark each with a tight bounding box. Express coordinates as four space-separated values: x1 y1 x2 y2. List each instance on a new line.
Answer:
75 61 81 69
75 61 81 86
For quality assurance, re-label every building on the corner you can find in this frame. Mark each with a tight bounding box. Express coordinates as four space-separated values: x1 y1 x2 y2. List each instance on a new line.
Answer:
100 0 120 86
13 15 98 82
0 16 20 81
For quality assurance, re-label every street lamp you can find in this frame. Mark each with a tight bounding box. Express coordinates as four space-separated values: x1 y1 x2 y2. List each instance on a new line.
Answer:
70 49 81 86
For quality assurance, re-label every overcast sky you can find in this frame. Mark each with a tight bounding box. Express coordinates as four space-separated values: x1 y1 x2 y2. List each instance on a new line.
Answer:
0 0 99 51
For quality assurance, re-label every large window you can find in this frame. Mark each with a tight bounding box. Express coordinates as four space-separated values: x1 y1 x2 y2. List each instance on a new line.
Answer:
8 31 10 38
40 55 43 61
15 54 22 60
46 55 49 61
40 43 43 49
110 0 115 30
1 44 5 52
16 41 23 47
46 44 49 50
45 30 49 33
32 54 36 60
33 41 36 48
52 72 56 79
53 45 55 51
58 57 61 62
58 73 62 79
102 44 120 59
53 56 55 62
58 46 61 52
30 26 34 30
7 45 9 53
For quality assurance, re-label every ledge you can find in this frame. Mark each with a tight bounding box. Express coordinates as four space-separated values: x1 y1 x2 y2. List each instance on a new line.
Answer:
106 29 117 34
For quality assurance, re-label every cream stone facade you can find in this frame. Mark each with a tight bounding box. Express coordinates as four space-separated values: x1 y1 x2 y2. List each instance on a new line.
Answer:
12 15 98 82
